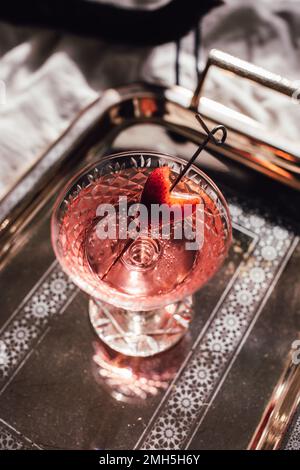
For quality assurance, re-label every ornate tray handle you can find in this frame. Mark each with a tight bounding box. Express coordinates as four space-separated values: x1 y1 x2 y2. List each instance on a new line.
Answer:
249 338 300 450
190 49 300 191
191 49 299 110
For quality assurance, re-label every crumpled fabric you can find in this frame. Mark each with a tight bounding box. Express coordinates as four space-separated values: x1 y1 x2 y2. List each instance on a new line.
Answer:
0 0 299 199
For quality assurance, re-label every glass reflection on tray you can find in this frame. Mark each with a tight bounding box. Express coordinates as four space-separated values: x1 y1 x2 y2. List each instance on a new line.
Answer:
91 336 190 403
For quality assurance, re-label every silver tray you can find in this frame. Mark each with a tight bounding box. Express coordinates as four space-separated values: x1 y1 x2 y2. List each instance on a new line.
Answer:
0 51 300 450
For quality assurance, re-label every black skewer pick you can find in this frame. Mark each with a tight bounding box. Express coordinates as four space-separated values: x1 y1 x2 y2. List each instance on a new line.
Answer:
170 113 227 191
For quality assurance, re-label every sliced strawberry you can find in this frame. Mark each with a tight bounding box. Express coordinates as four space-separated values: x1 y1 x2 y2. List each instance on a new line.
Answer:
168 191 202 207
141 166 200 207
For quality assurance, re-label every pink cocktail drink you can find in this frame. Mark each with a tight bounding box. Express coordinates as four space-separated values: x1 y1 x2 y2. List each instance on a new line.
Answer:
52 152 231 356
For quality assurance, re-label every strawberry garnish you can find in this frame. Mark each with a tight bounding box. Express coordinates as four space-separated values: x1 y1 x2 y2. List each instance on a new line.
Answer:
141 166 200 207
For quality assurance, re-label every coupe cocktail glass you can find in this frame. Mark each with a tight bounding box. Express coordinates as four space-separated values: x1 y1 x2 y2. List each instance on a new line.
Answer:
51 151 231 356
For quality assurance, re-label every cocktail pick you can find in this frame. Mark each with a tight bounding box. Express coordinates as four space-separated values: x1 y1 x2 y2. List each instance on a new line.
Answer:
170 113 227 191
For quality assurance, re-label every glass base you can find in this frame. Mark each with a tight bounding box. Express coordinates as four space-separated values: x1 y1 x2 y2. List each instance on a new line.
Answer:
89 297 194 357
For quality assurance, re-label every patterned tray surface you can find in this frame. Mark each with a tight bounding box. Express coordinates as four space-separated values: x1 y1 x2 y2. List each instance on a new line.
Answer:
0 124 300 450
